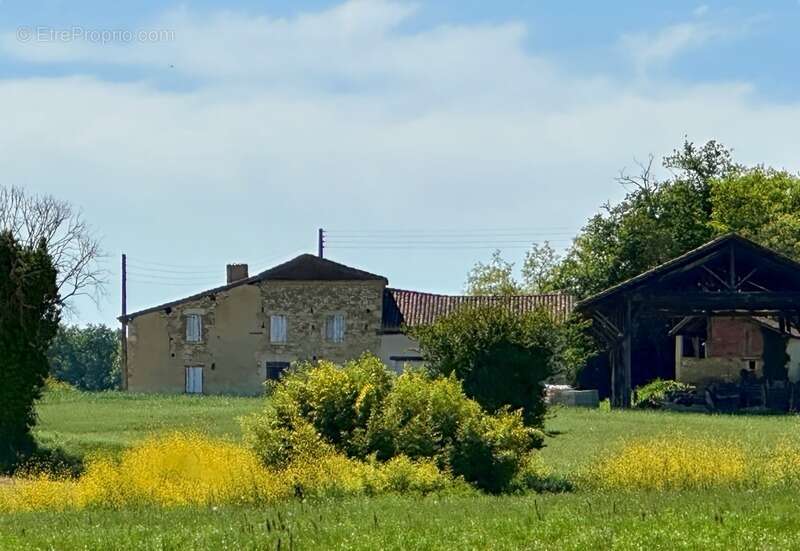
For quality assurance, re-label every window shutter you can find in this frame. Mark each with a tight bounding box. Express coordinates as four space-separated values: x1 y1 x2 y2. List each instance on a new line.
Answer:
325 316 334 342
186 315 202 342
335 314 345 343
185 367 203 394
270 315 287 343
270 316 278 342
326 314 345 343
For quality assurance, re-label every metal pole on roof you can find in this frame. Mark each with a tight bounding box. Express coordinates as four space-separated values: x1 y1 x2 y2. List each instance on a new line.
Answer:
318 228 325 258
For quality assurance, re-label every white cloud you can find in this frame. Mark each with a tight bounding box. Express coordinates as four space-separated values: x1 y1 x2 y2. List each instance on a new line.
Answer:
620 21 725 68
620 9 762 72
0 0 796 322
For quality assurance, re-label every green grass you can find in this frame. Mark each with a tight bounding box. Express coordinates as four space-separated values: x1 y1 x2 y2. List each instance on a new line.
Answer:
7 391 800 549
3 491 800 550
33 388 262 460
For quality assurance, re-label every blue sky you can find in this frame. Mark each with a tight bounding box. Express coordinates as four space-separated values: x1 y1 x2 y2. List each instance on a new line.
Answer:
1 0 799 325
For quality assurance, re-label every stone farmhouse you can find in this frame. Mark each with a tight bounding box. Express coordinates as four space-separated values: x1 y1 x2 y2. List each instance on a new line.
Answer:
120 254 574 395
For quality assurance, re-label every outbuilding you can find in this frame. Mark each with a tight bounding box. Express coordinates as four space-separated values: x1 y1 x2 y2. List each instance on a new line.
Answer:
578 234 800 408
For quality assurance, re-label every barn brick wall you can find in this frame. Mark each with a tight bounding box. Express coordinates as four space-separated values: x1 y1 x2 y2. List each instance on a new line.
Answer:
710 317 764 358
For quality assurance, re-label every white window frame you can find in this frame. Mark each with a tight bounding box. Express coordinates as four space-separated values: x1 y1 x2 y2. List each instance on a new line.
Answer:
186 314 202 343
270 314 288 344
325 313 346 343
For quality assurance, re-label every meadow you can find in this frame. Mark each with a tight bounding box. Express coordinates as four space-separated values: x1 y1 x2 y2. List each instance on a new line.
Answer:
3 389 800 549
32 387 261 460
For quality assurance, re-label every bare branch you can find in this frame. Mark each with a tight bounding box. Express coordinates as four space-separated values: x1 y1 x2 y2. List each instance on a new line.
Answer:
616 154 657 196
0 185 107 308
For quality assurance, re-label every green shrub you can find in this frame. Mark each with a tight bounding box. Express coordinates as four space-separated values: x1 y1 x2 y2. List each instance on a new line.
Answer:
372 370 478 461
241 415 333 468
449 408 542 493
242 354 545 493
377 456 460 495
411 305 558 427
634 379 694 409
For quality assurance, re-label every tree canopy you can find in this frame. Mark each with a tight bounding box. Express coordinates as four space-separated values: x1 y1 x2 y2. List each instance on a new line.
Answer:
464 242 561 296
49 324 120 391
466 140 800 301
0 231 60 467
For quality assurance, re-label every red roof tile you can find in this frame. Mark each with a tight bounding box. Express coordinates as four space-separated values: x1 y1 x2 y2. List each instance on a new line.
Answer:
382 288 576 330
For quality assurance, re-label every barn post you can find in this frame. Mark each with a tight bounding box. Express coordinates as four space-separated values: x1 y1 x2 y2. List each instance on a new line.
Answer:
621 297 633 408
609 346 618 407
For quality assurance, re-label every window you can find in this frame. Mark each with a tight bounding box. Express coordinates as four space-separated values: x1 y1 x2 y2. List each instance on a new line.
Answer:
681 333 707 359
186 314 202 343
326 313 346 343
270 315 287 343
266 361 290 381
185 367 203 394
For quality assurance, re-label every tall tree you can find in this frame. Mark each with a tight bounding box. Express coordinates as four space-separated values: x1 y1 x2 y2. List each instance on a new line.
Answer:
0 231 60 466
549 140 733 299
710 167 800 259
465 242 560 296
521 241 560 293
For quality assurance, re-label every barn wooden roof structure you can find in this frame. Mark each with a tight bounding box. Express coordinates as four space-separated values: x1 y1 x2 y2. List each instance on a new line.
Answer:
577 234 800 407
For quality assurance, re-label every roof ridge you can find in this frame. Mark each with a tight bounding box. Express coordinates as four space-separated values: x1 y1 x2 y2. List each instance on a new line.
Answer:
122 253 387 321
385 287 573 299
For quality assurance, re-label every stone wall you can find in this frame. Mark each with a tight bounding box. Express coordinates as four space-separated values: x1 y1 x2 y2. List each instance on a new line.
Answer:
677 357 763 387
258 280 384 367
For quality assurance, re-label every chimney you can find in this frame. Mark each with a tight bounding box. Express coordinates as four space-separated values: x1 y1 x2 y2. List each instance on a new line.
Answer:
226 263 249 284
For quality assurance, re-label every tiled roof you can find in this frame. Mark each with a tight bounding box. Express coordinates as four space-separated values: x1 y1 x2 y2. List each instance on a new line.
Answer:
382 288 576 330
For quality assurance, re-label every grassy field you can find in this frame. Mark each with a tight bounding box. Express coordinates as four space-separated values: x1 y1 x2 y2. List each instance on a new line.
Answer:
540 405 800 475
4 390 800 549
34 388 800 471
3 490 800 550
33 388 262 460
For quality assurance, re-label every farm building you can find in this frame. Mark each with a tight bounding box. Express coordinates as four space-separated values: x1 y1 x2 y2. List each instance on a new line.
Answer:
119 254 573 395
673 316 800 387
579 234 800 408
